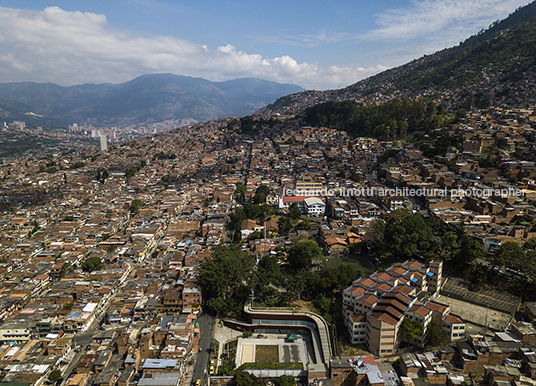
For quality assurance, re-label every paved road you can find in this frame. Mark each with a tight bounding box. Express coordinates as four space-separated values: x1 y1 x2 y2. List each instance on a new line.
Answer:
191 312 215 385
59 264 133 385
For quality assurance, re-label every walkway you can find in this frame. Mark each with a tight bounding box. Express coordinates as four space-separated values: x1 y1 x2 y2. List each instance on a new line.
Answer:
213 321 243 367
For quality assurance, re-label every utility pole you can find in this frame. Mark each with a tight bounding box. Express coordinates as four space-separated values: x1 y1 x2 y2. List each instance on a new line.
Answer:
485 303 489 331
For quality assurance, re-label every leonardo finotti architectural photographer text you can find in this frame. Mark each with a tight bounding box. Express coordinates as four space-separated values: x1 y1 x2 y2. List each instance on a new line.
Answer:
283 187 523 198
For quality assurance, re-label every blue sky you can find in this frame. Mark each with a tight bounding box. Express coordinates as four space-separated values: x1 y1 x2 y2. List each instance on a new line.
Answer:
0 0 532 90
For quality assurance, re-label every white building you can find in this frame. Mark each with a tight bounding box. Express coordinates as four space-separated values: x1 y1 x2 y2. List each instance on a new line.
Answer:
0 321 31 342
304 197 325 215
100 134 108 151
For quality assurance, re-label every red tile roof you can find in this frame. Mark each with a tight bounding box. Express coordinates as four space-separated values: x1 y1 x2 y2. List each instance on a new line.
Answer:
355 277 376 288
374 304 403 319
443 314 463 324
351 314 367 323
361 294 380 305
349 286 367 297
425 301 448 313
403 261 423 270
378 299 407 312
388 266 408 275
369 311 398 325
407 305 431 317
374 282 393 292
373 272 393 281
391 284 414 296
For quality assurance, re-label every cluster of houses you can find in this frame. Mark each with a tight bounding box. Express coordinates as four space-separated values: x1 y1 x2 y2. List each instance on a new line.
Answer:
0 93 535 385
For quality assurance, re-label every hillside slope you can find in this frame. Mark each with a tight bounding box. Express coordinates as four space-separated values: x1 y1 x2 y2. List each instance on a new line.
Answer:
265 1 536 114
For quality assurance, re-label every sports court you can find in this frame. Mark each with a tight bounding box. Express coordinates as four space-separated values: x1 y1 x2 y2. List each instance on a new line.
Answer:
235 336 309 367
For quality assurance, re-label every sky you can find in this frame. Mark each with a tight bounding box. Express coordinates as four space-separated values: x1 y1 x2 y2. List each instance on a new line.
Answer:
0 0 533 90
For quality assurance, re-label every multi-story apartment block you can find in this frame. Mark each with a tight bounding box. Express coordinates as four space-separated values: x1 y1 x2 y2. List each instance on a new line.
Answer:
343 260 464 356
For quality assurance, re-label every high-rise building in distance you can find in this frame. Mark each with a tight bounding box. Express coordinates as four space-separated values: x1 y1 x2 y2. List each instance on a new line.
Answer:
100 135 108 151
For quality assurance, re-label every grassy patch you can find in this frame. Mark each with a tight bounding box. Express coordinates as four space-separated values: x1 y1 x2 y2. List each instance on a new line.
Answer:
251 300 293 309
255 345 279 363
338 334 372 356
240 362 303 370
324 254 374 276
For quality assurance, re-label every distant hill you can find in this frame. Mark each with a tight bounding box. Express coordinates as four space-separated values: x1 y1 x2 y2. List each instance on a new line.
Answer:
0 74 304 127
265 1 536 114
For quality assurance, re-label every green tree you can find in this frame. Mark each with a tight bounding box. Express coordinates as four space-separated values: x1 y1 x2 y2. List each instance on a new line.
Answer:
256 254 284 287
524 238 536 251
254 192 266 204
230 208 247 229
275 375 296 386
232 229 242 244
401 318 424 340
428 231 458 260
234 182 247 197
254 186 270 204
442 231 458 252
199 246 255 317
71 161 86 169
277 216 292 236
287 239 323 270
303 99 450 140
456 235 486 265
129 199 144 213
365 219 386 248
81 256 103 272
285 270 308 301
425 321 448 347
48 369 62 382
60 262 74 277
494 241 521 264
313 295 332 314
469 265 488 285
124 162 144 180
289 203 301 220
456 108 468 119
233 370 265 386
251 254 285 304
243 202 265 219
249 230 262 240
382 209 432 257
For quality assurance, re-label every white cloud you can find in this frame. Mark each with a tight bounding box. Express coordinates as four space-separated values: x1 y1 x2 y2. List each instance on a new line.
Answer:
367 0 532 40
0 2 529 92
0 6 380 90
255 30 356 47
347 0 534 71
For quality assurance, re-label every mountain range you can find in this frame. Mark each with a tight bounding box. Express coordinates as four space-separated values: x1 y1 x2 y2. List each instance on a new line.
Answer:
0 74 304 127
2 2 535 131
